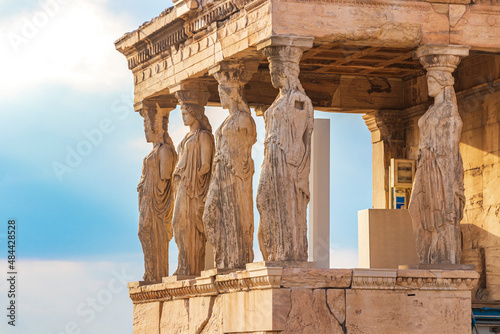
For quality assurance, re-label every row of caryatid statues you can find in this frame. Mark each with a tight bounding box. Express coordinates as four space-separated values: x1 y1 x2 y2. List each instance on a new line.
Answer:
137 44 314 280
137 42 470 281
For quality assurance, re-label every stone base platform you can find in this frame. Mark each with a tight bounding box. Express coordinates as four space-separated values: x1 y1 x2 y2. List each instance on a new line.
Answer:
128 263 479 334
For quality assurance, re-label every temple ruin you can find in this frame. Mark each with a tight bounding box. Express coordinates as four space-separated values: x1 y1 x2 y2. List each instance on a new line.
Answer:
115 0 500 332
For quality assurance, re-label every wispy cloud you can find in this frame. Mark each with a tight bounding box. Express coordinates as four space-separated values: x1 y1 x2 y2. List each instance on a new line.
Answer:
0 259 143 334
0 0 134 98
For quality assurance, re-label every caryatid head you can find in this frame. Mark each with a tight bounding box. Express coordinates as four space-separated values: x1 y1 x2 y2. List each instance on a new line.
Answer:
140 103 172 144
212 62 253 113
426 70 454 98
263 46 303 90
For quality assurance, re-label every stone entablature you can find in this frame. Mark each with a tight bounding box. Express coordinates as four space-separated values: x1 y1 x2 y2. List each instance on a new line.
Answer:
115 0 266 70
115 0 500 107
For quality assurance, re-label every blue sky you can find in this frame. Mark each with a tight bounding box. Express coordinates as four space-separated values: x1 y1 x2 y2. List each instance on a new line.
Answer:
0 0 371 332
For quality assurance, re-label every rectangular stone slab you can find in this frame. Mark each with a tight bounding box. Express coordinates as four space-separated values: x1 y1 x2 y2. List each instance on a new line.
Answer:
133 302 161 334
222 288 291 332
345 289 471 333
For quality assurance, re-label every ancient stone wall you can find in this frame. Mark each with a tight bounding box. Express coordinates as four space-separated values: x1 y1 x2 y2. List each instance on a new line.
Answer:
129 266 478 334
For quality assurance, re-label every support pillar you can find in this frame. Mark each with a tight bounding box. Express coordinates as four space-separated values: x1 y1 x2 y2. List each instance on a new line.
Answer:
308 118 330 268
255 35 315 262
363 110 405 209
204 61 258 270
134 98 178 282
409 44 470 265
169 80 215 275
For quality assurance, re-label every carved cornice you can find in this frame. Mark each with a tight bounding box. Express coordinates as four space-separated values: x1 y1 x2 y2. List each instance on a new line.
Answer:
128 267 478 303
351 269 479 291
129 266 283 304
122 0 264 71
126 0 268 91
186 1 239 35
127 24 188 70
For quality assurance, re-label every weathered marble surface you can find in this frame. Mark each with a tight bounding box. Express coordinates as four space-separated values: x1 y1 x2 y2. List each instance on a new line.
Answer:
204 62 257 269
283 288 343 334
133 302 161 334
160 299 189 334
222 289 291 332
200 296 222 333
172 87 215 276
327 289 346 325
256 41 314 262
138 102 177 281
346 290 471 334
409 45 469 265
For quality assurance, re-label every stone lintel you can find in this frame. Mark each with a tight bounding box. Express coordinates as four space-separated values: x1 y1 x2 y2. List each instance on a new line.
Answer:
256 35 314 51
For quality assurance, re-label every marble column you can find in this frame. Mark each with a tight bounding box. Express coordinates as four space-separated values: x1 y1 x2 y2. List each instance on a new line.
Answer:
170 81 215 276
135 99 178 282
256 36 315 262
308 118 330 268
204 61 258 269
409 44 470 265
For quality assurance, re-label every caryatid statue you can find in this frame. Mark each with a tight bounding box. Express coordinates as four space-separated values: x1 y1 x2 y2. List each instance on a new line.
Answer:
172 83 215 276
256 38 314 262
137 101 178 281
409 45 470 264
204 62 257 269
